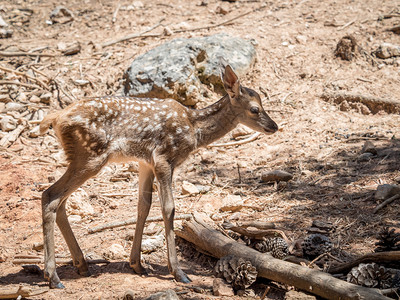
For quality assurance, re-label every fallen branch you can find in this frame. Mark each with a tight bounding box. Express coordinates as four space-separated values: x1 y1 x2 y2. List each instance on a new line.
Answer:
0 80 44 91
175 212 391 300
327 251 400 274
221 220 288 242
373 194 400 213
0 51 55 57
0 66 49 90
175 8 258 33
88 213 192 234
12 258 109 265
0 286 48 299
102 18 165 47
208 132 261 148
321 91 400 114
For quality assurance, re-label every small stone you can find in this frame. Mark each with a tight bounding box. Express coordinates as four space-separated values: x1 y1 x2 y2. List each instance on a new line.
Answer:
163 26 173 36
361 141 377 155
68 215 82 223
375 184 400 200
49 6 74 24
29 95 41 103
261 170 293 182
295 35 308 44
144 289 180 300
213 278 234 296
67 189 95 216
357 152 374 162
40 92 52 104
29 125 41 138
196 184 210 194
231 125 252 139
181 180 200 195
104 244 126 260
374 43 400 59
220 194 243 212
216 6 229 15
141 234 165 253
0 115 17 132
6 102 25 112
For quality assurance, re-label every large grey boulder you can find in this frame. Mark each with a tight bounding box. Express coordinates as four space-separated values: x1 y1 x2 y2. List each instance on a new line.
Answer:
123 33 256 106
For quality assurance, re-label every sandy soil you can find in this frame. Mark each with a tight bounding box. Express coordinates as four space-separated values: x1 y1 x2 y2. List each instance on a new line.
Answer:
0 0 399 299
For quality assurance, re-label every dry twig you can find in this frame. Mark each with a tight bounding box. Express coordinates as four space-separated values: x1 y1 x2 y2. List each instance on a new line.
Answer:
373 194 400 214
208 132 261 148
0 51 55 57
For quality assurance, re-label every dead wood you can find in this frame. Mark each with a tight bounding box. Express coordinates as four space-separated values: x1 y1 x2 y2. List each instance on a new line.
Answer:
12 258 109 265
321 91 400 114
327 251 400 274
221 220 288 241
373 194 400 213
0 125 25 148
175 213 391 300
236 220 277 230
102 18 165 47
0 66 49 89
0 80 44 91
88 213 192 234
0 51 55 57
208 132 261 148
0 285 48 299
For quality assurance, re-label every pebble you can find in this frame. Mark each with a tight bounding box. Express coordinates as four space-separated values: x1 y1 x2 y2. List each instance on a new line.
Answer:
357 152 374 162
213 278 234 296
220 194 243 212
261 170 293 182
40 92 52 104
104 244 126 260
361 141 377 155
143 289 180 300
141 234 165 253
181 180 200 195
5 102 25 112
375 184 400 200
0 115 17 132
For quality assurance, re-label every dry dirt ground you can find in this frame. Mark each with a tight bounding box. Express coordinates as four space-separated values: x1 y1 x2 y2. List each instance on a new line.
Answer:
1 0 400 299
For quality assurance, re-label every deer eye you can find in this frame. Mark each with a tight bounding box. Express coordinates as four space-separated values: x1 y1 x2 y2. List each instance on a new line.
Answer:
250 107 259 114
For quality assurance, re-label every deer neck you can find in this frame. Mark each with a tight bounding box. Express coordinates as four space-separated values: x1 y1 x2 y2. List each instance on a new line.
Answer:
191 95 239 148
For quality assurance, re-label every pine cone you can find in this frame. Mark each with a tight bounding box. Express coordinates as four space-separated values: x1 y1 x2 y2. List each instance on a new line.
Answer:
302 234 332 259
347 263 395 288
375 227 400 252
254 237 289 259
215 256 258 290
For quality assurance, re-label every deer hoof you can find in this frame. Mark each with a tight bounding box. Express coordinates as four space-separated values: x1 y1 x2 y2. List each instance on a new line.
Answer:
174 269 191 283
131 263 148 275
50 281 65 289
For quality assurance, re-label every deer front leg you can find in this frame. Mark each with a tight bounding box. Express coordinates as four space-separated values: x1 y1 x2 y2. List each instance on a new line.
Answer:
154 161 191 283
130 162 154 274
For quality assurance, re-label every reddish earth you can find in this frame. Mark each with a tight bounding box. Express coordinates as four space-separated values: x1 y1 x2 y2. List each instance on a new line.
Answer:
1 0 399 299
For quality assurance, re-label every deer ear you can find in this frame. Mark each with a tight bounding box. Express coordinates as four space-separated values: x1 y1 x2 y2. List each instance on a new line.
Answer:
221 64 240 100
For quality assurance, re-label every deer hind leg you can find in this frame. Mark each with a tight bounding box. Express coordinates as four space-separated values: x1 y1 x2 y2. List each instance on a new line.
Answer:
154 159 191 283
42 157 106 289
130 162 154 274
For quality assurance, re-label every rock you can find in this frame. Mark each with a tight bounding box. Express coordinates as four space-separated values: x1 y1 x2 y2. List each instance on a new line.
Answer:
361 141 377 155
231 125 252 139
49 6 74 24
123 33 256 106
141 234 165 253
29 95 41 103
295 35 308 44
144 289 180 300
29 125 41 138
181 180 200 195
374 43 400 59
285 290 316 300
40 92 52 104
5 102 25 112
68 214 82 223
0 115 17 132
104 244 126 260
196 184 210 194
0 28 13 38
220 194 243 212
261 170 293 182
375 184 400 200
67 189 95 216
213 278 234 296
357 152 374 162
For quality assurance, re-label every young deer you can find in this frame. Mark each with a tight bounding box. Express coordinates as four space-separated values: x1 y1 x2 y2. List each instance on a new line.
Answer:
40 64 278 288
